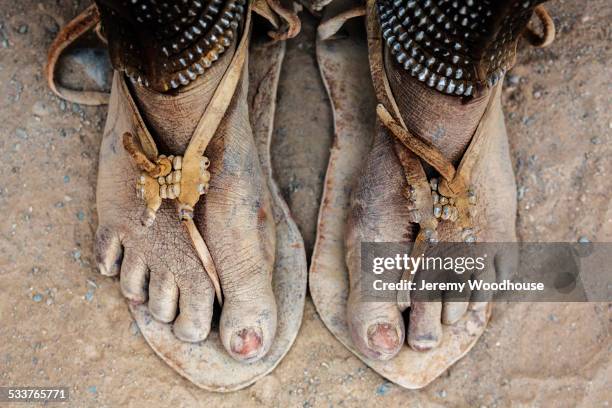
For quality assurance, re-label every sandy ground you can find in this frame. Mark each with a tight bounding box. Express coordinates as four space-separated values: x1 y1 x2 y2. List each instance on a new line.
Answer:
0 0 610 406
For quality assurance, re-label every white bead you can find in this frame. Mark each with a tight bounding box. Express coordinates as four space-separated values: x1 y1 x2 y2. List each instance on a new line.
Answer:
173 156 182 170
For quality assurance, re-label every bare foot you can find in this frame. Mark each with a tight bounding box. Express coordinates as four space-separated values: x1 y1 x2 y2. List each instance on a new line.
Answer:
345 39 518 360
95 40 277 363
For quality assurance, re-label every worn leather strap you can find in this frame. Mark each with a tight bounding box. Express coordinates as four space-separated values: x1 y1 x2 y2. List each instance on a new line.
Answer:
178 6 253 215
523 5 556 48
317 5 366 40
45 4 110 106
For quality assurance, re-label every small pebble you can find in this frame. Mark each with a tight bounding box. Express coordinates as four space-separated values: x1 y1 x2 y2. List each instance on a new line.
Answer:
63 175 70 183
72 250 81 260
533 90 542 99
507 74 520 86
129 321 140 336
85 289 94 302
18 24 28 34
590 136 601 145
15 128 28 139
517 186 527 201
32 293 43 302
578 236 590 243
548 314 559 322
1 39 9 48
376 382 392 396
437 389 448 398
32 101 51 116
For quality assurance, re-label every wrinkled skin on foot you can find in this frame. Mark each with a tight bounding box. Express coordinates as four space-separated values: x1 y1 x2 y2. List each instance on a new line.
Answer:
345 52 517 360
95 47 277 363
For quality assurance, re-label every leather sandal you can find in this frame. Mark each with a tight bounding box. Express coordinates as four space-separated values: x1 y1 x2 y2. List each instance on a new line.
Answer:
310 0 554 389
46 0 307 391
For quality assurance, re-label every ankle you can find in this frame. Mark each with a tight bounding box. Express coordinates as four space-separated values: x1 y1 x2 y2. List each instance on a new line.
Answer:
385 51 490 164
129 44 236 154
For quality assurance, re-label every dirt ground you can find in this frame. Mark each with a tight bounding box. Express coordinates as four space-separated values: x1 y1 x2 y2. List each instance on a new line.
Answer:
0 0 610 407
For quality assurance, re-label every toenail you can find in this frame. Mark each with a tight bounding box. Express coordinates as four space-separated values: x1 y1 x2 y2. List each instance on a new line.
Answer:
367 323 400 354
128 298 145 306
230 327 263 359
410 334 440 351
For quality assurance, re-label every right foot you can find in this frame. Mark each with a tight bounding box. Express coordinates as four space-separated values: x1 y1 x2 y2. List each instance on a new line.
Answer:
94 1 278 362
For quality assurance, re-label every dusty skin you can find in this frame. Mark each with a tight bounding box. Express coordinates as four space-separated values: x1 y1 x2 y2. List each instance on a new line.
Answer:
95 41 278 362
0 0 610 406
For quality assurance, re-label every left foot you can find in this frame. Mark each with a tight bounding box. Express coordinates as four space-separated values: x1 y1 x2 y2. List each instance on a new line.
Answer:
344 0 544 360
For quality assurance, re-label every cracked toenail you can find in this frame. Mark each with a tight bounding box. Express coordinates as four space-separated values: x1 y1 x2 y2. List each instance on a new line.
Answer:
230 327 263 359
367 323 400 353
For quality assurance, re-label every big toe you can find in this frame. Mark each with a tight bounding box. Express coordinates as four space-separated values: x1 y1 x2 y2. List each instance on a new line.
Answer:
220 284 277 363
348 295 404 360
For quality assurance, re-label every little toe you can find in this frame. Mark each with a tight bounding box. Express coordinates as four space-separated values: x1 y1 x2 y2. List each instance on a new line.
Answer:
172 275 214 342
408 300 443 351
347 295 404 360
220 284 277 363
94 226 123 277
148 267 179 323
120 250 149 304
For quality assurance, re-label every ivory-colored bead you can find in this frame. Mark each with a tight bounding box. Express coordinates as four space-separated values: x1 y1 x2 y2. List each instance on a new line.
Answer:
173 155 182 170
430 178 439 191
441 205 452 220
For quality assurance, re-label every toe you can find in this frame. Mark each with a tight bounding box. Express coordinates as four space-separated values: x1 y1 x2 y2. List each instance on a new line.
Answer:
347 295 404 360
494 246 519 282
219 283 277 363
148 267 179 323
172 274 214 342
442 300 469 325
442 284 471 325
94 226 123 276
119 250 149 303
408 300 443 351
